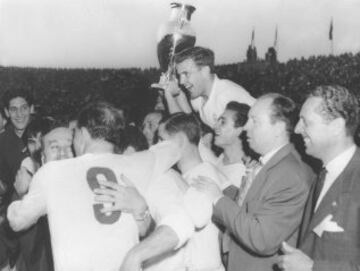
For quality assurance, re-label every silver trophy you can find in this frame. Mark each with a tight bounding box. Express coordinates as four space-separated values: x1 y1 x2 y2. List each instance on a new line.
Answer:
152 2 196 109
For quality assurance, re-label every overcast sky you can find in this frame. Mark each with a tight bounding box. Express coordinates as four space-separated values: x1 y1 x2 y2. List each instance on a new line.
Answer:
0 0 359 68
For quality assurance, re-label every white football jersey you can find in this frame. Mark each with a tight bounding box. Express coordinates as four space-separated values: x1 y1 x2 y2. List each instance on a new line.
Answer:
8 142 181 271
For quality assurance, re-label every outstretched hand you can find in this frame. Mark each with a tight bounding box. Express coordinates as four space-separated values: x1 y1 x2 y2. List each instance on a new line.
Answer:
151 73 181 96
192 175 223 204
94 174 148 215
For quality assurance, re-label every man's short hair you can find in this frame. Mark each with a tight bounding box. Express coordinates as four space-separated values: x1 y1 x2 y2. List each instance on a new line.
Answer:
261 93 298 135
174 46 215 73
225 102 250 128
115 125 149 154
27 116 68 140
2 88 34 108
310 85 359 136
161 113 201 145
76 102 125 144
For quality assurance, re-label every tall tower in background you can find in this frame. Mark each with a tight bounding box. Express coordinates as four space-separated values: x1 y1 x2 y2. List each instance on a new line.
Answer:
265 26 278 64
246 28 258 63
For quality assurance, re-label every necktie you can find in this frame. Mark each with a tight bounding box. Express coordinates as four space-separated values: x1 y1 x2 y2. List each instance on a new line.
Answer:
221 161 261 256
312 167 327 213
237 161 261 206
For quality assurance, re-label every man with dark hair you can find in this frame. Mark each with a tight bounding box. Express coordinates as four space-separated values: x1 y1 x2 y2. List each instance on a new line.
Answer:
0 88 34 269
7 102 193 271
2 88 34 137
159 112 202 145
200 101 251 186
214 102 250 187
195 93 313 271
277 85 360 271
0 89 34 193
160 46 255 128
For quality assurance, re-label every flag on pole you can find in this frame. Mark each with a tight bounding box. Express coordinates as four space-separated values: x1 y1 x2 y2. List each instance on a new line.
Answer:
274 25 278 49
329 18 333 40
251 28 255 48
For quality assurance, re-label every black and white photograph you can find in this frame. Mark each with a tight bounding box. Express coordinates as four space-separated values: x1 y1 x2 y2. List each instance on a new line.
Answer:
1 0 360 270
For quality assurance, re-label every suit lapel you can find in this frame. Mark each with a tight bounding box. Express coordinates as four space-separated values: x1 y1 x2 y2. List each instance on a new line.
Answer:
298 176 317 243
244 144 294 201
305 148 360 236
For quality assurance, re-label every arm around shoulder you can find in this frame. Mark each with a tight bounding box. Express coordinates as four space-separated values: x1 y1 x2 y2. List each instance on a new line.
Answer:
120 225 180 271
7 167 48 231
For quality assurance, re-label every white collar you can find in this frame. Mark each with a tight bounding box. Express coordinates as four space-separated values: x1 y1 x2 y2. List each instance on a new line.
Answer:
260 143 287 166
324 145 356 175
314 144 356 211
206 74 219 100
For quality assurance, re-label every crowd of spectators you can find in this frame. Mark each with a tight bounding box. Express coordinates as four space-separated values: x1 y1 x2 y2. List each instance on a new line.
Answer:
0 52 359 125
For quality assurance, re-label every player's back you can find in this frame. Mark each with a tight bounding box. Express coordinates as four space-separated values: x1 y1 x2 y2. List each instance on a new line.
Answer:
38 152 156 271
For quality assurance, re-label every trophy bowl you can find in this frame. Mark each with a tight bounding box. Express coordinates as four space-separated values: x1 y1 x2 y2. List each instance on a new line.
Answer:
156 2 196 75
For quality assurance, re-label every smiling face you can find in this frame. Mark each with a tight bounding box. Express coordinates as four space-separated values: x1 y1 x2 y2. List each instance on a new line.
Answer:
295 97 334 160
214 109 243 147
176 59 208 99
5 97 33 133
42 127 74 163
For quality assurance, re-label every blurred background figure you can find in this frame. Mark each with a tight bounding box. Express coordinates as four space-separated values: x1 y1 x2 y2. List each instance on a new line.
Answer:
0 107 7 135
114 125 149 154
142 110 166 146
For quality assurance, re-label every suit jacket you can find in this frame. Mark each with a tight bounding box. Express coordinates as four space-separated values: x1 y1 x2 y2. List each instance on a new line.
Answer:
299 148 360 271
213 144 313 271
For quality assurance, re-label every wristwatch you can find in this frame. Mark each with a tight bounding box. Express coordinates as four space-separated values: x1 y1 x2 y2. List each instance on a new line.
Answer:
134 208 151 221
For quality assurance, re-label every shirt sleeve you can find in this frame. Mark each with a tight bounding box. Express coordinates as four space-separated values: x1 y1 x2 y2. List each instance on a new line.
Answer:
221 81 256 107
149 141 181 179
7 167 47 232
146 170 194 249
215 82 255 122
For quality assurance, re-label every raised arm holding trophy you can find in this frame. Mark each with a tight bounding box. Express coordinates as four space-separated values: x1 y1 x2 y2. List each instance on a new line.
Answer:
152 2 196 111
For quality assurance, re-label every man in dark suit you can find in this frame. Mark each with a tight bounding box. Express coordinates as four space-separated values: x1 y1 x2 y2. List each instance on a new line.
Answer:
195 93 313 271
277 85 360 271
0 89 34 270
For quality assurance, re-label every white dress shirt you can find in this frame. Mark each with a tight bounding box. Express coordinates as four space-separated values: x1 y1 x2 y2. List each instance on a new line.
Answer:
315 144 356 211
191 75 255 128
